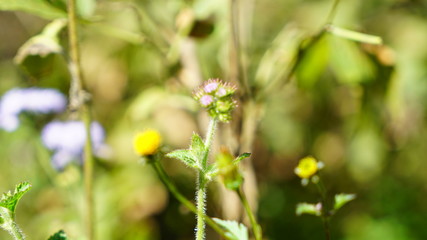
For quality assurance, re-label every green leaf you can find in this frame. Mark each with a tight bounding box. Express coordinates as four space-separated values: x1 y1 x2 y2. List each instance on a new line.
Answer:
213 218 248 240
0 0 66 20
166 149 199 169
334 193 356 211
15 19 67 64
190 133 205 160
0 182 32 214
48 230 68 240
296 202 321 216
233 153 251 164
329 37 376 84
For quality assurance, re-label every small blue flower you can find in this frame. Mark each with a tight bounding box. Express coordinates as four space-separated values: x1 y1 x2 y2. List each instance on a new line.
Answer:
0 88 66 131
41 120 106 170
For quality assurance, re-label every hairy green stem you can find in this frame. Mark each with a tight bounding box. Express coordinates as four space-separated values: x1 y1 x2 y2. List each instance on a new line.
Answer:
150 160 231 239
237 187 262 240
0 208 25 240
67 0 95 239
8 222 25 240
196 118 218 240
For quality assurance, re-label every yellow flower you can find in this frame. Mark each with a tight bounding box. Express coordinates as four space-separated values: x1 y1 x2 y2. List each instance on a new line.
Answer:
133 129 162 156
294 156 319 179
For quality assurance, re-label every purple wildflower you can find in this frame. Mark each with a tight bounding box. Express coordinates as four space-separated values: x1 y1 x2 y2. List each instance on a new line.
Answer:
200 95 214 107
216 87 227 97
0 88 66 131
204 82 219 93
41 120 106 170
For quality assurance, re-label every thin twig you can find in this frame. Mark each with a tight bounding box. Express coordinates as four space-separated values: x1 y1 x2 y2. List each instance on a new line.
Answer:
66 0 95 239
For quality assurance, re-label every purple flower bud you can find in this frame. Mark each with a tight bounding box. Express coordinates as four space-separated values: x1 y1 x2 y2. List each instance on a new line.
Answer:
204 82 219 93
200 95 214 107
41 120 106 170
0 88 67 131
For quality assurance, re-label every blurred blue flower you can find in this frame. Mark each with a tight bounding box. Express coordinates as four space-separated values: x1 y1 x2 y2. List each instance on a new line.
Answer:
0 88 67 131
41 120 106 170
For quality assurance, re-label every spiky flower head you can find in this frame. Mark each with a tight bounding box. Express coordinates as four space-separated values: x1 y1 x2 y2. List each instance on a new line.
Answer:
193 79 237 122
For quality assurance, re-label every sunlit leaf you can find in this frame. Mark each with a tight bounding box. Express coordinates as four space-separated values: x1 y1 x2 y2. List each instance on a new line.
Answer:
233 152 251 164
0 182 32 214
0 0 66 19
166 149 199 169
296 202 322 216
48 230 68 240
213 218 248 240
190 133 205 160
334 193 356 211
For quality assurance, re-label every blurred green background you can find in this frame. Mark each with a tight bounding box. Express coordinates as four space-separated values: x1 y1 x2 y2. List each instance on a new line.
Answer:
1 0 427 239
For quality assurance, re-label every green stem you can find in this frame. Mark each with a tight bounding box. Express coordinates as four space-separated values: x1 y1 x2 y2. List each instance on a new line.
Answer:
237 187 262 240
150 160 231 239
196 118 218 240
202 118 217 168
67 0 95 239
315 179 331 240
8 222 25 240
0 208 25 240
196 179 206 240
326 0 341 24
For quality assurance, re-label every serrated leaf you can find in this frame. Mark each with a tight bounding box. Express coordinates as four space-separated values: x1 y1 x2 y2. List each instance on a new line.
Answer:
48 230 68 240
205 164 218 180
334 193 356 211
166 149 199 169
233 153 251 164
213 218 248 240
190 133 205 160
0 0 66 19
0 182 32 214
296 202 321 216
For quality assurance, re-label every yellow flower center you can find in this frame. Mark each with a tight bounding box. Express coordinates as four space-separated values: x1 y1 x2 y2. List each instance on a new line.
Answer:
294 156 318 179
133 129 162 156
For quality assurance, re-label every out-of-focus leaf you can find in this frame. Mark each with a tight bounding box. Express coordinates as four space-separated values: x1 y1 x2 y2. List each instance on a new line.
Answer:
296 202 322 216
48 230 68 240
15 19 67 64
233 152 251 164
0 182 32 214
334 193 356 211
296 35 330 88
76 0 96 18
255 24 305 91
213 218 248 240
329 37 376 84
166 149 199 169
326 25 383 45
0 0 66 19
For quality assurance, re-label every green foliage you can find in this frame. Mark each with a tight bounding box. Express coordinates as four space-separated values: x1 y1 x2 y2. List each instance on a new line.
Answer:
166 149 199 169
213 218 248 240
334 193 356 211
0 0 65 19
47 230 68 240
233 153 251 164
166 133 206 169
296 203 322 216
0 182 31 215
